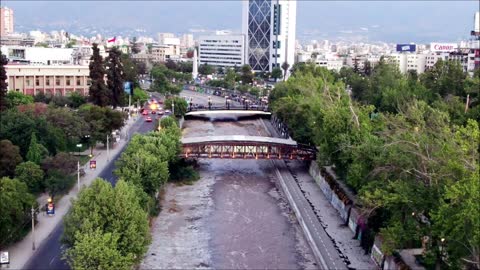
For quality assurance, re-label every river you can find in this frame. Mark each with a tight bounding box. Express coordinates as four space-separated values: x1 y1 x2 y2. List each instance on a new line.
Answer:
141 118 316 269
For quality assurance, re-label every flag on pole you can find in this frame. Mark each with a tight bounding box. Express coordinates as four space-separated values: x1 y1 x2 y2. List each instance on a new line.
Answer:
107 36 116 43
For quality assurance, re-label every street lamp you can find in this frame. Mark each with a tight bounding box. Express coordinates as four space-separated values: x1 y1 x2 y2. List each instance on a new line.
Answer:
76 143 82 156
208 96 212 110
172 100 175 116
84 135 92 157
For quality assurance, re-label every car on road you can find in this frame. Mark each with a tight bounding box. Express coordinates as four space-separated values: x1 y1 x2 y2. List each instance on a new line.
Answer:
151 110 156 114
142 110 149 115
164 109 172 115
145 117 152 122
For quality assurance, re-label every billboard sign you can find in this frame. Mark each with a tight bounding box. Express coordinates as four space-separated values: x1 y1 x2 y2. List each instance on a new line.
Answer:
396 44 416 52
124 81 132 95
430 43 458 52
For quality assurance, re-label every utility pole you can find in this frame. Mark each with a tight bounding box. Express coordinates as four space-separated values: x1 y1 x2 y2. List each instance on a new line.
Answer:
106 135 110 161
128 94 132 120
31 206 35 250
77 160 80 191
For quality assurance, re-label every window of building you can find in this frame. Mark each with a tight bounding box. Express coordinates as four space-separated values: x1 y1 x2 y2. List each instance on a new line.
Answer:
36 78 40 86
56 78 60 86
66 78 71 86
77 78 81 86
46 79 50 86
26 79 31 86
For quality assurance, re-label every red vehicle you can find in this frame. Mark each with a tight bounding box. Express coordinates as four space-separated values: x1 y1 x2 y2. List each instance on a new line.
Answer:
142 110 149 115
145 117 152 122
151 110 156 114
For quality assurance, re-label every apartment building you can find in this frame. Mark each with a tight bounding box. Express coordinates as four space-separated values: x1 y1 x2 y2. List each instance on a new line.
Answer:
198 34 245 68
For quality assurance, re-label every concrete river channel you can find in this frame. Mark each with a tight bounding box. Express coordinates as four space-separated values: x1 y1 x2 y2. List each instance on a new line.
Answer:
141 116 318 269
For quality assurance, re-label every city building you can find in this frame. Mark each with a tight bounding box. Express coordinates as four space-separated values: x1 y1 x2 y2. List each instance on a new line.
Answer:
150 45 168 63
158 33 175 44
242 0 297 77
1 46 75 65
5 64 90 96
0 6 14 36
181 33 195 48
198 34 245 68
0 34 35 46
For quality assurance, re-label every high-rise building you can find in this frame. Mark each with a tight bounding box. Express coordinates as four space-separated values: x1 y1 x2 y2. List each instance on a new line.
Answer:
0 6 14 36
181 34 195 48
198 34 245 68
242 0 296 77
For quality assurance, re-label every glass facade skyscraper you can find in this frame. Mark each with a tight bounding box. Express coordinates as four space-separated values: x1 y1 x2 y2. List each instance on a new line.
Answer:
243 0 296 76
246 0 272 72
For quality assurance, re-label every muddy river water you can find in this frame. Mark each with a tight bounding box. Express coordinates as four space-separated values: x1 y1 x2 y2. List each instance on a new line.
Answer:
141 119 316 269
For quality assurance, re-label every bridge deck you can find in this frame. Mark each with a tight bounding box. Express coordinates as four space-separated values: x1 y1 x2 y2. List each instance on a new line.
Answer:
185 110 271 116
181 135 296 146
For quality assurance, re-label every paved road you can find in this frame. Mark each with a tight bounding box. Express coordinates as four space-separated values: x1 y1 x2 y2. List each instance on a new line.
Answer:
23 102 159 270
274 160 347 270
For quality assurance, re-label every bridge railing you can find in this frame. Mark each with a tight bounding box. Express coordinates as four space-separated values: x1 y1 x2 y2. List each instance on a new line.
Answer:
186 104 270 112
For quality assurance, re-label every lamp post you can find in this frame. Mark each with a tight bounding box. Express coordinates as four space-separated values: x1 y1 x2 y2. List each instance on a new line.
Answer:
172 100 175 116
77 160 80 191
106 135 110 162
208 96 212 110
76 143 82 156
85 135 92 157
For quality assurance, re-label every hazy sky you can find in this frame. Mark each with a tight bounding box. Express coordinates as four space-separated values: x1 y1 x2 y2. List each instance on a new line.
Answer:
4 1 479 43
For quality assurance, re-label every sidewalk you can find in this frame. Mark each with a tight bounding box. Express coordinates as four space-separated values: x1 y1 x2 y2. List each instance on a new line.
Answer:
4 116 141 269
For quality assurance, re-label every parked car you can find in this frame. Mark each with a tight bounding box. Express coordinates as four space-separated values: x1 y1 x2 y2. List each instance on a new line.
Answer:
145 117 152 122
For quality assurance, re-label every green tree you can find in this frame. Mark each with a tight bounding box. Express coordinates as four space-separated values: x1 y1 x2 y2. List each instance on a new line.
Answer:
271 67 283 81
65 228 133 270
67 92 86 108
0 140 23 178
224 68 237 89
0 109 66 157
0 177 36 248
132 87 148 104
0 53 8 111
63 179 150 266
120 53 138 88
131 37 140 54
5 91 34 109
88 43 110 107
240 64 254 85
15 161 44 194
198 63 214 75
106 47 125 108
420 59 466 98
44 169 74 196
164 96 188 117
26 133 42 164
281 62 290 81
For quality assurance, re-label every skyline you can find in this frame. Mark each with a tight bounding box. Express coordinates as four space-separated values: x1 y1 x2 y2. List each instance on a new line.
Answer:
3 1 480 43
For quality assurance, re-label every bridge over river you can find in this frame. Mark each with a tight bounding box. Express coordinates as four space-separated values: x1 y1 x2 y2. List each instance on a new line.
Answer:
181 135 316 160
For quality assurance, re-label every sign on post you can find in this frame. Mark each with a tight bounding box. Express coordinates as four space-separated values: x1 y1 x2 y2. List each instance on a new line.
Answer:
0 251 9 265
89 160 96 170
47 202 55 216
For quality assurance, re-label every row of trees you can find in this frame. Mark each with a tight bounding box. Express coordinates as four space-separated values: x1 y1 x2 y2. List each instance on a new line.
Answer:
62 117 183 268
269 61 479 269
149 63 191 95
0 101 126 248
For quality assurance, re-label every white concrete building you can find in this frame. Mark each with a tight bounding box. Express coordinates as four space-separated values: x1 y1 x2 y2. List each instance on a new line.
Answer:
388 53 427 74
181 34 194 48
198 34 245 68
1 46 74 65
242 0 297 77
